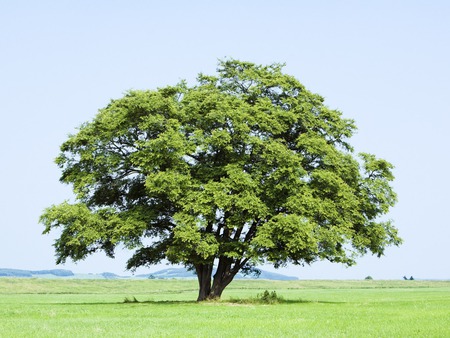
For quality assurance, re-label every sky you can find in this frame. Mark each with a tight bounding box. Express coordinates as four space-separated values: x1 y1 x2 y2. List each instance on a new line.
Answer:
1 0 449 280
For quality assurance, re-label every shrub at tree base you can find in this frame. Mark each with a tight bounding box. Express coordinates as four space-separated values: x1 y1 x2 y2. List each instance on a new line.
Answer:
40 59 401 301
257 290 283 304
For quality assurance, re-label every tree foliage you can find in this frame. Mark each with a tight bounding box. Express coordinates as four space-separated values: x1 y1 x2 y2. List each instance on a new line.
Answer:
40 59 401 300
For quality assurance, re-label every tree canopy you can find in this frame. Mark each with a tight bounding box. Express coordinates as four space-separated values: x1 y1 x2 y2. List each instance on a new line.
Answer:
40 59 401 300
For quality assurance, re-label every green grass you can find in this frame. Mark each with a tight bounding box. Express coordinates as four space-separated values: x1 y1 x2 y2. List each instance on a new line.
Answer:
0 279 449 337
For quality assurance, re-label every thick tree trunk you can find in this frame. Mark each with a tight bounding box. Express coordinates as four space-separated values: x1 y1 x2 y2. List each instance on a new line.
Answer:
196 264 213 301
208 276 232 299
195 258 242 301
208 259 232 299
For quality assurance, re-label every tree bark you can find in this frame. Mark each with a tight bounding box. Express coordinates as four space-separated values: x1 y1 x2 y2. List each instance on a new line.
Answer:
207 257 238 300
195 259 240 301
196 264 213 301
208 275 233 299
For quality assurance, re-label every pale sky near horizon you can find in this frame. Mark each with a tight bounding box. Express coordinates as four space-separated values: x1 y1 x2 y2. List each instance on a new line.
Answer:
1 1 449 279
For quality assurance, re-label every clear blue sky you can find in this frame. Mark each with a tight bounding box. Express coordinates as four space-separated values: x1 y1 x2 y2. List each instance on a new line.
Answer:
1 1 449 279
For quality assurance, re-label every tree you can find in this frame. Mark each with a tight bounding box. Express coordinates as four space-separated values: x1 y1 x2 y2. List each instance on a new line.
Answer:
40 59 401 301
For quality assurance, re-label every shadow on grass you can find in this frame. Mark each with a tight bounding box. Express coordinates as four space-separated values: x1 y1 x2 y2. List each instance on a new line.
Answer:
225 298 342 305
53 298 342 306
52 300 197 306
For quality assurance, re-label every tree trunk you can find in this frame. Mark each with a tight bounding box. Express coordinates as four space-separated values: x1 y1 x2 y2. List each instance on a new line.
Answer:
196 264 213 301
207 257 238 300
208 276 232 299
195 258 241 301
195 257 238 302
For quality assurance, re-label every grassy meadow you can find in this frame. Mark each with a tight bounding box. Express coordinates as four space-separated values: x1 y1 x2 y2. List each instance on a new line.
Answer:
0 278 449 337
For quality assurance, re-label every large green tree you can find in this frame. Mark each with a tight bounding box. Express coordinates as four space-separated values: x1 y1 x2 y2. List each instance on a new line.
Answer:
40 60 401 301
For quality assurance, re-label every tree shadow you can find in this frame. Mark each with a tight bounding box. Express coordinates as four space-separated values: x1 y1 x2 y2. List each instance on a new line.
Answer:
53 300 198 306
51 298 342 306
224 298 343 305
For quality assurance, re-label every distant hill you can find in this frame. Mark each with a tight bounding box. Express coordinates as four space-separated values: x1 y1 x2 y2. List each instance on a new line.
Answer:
254 270 298 281
0 267 297 280
0 268 74 277
136 268 196 279
138 267 298 281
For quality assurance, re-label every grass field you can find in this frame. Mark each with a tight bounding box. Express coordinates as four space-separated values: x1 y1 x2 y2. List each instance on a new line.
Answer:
0 278 449 337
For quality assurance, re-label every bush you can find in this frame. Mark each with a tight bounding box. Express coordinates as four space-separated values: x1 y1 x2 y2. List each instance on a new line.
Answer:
365 276 373 280
257 290 283 304
228 290 284 305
